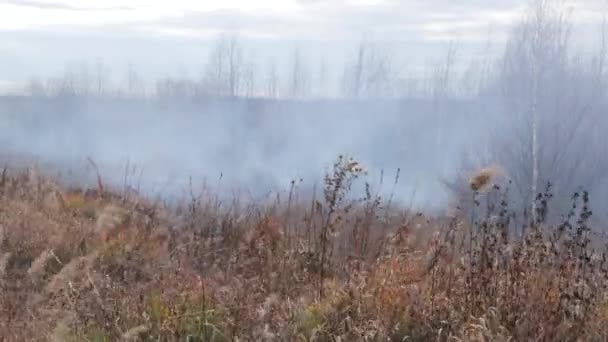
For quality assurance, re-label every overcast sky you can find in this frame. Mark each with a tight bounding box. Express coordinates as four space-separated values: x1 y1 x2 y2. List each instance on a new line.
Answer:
0 0 605 88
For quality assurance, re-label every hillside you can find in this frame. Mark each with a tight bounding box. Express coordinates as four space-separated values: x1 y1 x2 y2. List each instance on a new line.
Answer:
1 160 608 341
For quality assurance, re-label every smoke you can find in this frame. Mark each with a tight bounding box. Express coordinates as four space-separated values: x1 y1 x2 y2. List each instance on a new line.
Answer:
0 96 497 210
2 2 608 219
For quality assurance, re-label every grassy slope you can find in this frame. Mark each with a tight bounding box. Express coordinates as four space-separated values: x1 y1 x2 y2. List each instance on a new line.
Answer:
1 162 608 341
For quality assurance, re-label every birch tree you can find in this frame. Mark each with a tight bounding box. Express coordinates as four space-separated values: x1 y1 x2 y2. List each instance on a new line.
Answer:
447 0 608 223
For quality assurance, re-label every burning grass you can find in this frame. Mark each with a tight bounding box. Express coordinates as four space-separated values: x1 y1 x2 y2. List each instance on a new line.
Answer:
1 160 608 341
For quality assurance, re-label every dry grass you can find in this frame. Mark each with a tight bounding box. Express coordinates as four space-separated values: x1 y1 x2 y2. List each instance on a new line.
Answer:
0 160 607 341
468 166 500 192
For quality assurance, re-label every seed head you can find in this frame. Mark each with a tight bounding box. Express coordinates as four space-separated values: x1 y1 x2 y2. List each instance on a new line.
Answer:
469 167 499 192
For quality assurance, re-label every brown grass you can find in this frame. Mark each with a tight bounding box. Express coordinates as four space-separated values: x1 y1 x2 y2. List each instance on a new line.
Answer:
0 160 607 341
468 166 500 192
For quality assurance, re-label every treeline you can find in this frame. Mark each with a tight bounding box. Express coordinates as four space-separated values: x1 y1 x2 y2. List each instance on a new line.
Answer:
22 38 439 100
5 0 608 221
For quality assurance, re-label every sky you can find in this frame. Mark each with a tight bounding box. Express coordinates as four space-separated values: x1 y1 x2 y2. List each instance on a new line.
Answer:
0 0 605 89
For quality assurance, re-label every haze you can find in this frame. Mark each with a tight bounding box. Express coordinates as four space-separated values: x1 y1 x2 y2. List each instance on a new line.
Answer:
0 0 603 86
1 0 608 217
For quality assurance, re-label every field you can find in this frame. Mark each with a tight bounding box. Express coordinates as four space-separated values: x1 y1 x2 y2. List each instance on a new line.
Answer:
1 156 607 341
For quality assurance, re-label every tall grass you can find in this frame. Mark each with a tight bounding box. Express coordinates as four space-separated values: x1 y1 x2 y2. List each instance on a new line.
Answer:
0 159 607 341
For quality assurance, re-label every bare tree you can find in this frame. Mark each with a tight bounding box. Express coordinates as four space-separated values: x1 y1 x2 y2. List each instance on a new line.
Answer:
242 60 256 98
156 76 197 98
343 40 367 98
205 33 244 98
315 55 329 99
94 59 110 96
445 0 608 224
26 78 46 97
365 48 394 98
227 35 243 97
125 62 144 97
430 41 459 178
466 0 608 218
460 29 495 97
265 58 279 99
342 39 396 99
75 62 92 96
499 0 571 212
47 63 79 96
288 47 309 99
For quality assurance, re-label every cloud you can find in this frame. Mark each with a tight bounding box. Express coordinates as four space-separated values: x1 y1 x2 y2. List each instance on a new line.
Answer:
0 0 604 84
1 0 134 11
140 2 518 44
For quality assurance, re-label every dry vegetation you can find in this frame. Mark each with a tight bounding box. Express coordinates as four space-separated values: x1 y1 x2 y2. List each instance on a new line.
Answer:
1 157 608 341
